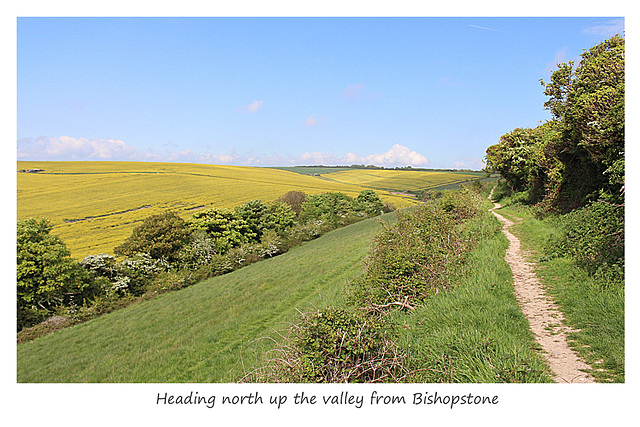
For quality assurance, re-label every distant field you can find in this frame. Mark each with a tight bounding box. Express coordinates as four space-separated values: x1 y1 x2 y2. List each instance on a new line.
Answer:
271 166 353 175
320 169 486 193
17 161 419 258
17 162 482 259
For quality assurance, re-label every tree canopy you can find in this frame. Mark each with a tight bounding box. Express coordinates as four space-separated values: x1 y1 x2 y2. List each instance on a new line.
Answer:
17 218 88 329
486 35 624 211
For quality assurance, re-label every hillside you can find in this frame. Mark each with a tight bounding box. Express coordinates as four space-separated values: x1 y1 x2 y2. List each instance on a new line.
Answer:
17 212 397 382
17 161 424 258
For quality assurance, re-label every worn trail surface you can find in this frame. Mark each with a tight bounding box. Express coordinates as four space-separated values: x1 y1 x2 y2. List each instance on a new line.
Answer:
489 190 594 383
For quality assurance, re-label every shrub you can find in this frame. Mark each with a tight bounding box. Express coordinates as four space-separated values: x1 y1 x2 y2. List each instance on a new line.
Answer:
356 190 385 217
114 253 171 295
348 190 493 312
176 230 219 269
277 191 307 216
187 208 255 252
299 192 362 227
145 268 209 295
263 201 296 233
249 307 409 383
114 211 191 262
250 229 286 258
235 200 269 241
545 201 624 285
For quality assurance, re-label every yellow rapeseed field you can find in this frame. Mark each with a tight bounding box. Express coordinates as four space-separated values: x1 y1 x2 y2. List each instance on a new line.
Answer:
18 161 429 258
320 168 483 193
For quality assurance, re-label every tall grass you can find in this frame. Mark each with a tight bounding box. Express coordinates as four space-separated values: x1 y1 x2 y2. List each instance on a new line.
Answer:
17 213 396 382
496 203 624 382
396 229 552 382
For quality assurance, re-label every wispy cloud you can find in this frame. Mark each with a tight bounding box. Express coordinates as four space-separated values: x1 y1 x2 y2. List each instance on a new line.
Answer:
303 114 322 128
237 100 264 113
545 46 571 73
583 19 624 37
468 24 502 32
341 83 366 103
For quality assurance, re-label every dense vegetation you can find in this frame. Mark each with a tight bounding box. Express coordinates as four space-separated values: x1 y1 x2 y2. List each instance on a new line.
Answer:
19 162 481 258
485 35 624 288
17 189 393 336
486 35 624 212
485 35 624 381
246 182 550 383
17 212 395 382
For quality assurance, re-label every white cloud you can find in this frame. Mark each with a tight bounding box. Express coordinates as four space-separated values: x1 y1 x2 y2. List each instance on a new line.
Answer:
17 137 429 169
18 136 143 161
287 144 429 168
361 144 429 167
237 100 264 113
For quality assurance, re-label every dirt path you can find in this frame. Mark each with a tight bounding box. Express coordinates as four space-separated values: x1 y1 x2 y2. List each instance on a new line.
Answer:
489 189 594 383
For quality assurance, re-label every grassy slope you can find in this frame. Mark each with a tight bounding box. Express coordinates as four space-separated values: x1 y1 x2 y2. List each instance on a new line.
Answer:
495 203 624 382
17 212 396 383
395 192 553 383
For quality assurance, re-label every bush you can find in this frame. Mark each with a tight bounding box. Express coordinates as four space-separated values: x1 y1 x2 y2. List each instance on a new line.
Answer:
348 190 493 312
356 189 385 217
277 191 307 216
235 200 269 242
114 211 191 262
249 307 409 383
176 230 219 269
145 268 210 295
545 201 624 285
299 192 363 227
187 208 255 253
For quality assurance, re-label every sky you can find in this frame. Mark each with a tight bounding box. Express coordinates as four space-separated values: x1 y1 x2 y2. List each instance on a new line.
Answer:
16 16 625 170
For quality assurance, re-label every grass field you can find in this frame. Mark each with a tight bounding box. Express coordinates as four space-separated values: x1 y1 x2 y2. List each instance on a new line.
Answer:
17 211 397 382
17 161 425 258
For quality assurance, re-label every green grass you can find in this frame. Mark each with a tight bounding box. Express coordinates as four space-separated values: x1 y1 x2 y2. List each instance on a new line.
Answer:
495 202 625 382
394 191 552 383
17 212 397 383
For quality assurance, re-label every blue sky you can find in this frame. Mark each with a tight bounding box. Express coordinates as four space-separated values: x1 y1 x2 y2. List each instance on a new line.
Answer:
16 16 624 169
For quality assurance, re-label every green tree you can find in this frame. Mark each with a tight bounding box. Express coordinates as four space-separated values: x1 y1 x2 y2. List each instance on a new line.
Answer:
235 200 268 241
114 211 191 262
17 218 88 330
299 192 359 226
488 35 624 211
541 34 625 209
263 201 296 233
186 207 255 253
356 190 385 216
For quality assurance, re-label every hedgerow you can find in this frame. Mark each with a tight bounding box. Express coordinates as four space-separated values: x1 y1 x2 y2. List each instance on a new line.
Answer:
250 183 499 382
17 189 389 340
